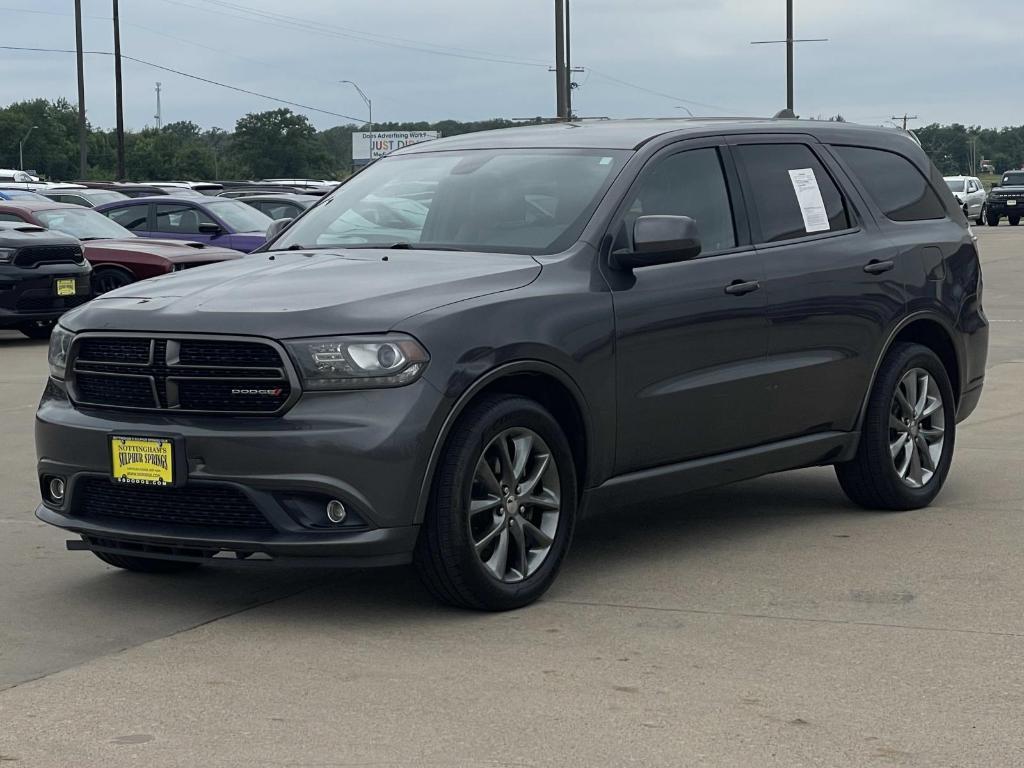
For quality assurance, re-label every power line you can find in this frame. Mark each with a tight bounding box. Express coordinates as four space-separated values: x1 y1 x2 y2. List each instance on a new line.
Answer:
155 0 550 69
0 45 363 121
584 69 738 113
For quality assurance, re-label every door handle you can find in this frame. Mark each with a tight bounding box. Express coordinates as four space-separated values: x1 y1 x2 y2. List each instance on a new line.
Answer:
724 279 760 296
863 259 896 275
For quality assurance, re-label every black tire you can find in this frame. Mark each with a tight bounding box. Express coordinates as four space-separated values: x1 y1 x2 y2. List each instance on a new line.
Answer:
414 394 578 611
92 266 135 295
18 320 56 340
975 208 985 226
1009 215 1020 227
836 343 956 510
93 550 203 573
987 211 1000 227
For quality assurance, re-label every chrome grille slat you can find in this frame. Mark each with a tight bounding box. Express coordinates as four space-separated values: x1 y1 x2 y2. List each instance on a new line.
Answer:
68 334 296 415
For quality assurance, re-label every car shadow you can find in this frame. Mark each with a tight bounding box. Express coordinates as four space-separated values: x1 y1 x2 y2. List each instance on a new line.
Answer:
49 467 874 626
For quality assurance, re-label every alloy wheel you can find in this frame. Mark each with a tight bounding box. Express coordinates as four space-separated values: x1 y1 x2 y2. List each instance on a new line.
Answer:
889 367 945 489
468 427 561 583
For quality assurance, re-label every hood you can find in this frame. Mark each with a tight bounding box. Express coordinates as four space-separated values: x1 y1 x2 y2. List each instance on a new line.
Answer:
62 248 542 337
82 238 243 263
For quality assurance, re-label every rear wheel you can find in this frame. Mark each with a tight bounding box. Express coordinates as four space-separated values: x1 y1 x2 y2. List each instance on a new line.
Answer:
414 394 577 611
93 551 202 573
18 320 56 340
987 210 1000 227
836 343 955 510
975 206 985 226
92 267 135 295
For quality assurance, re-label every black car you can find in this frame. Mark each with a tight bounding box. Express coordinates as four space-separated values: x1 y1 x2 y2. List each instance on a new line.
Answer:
237 193 318 220
0 222 91 339
985 170 1024 226
36 119 987 610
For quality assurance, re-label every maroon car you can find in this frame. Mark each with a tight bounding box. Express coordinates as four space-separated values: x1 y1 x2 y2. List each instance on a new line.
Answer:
0 200 243 293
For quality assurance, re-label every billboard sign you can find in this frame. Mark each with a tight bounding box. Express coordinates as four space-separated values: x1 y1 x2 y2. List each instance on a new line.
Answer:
352 131 440 163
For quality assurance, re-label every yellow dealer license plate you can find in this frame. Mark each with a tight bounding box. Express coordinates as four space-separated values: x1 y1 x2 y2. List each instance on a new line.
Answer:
111 436 174 485
55 278 77 297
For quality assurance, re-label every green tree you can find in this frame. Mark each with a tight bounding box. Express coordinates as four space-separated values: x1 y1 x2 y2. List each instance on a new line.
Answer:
230 108 332 179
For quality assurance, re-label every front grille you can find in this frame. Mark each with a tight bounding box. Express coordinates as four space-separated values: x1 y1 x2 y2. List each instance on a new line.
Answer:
75 478 273 530
14 245 84 267
69 335 294 415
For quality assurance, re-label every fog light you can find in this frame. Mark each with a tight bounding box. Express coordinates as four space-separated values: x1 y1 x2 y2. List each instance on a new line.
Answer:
326 500 347 524
48 476 66 502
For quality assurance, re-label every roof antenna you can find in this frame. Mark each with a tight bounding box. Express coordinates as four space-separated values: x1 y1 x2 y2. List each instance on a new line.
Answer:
774 108 798 119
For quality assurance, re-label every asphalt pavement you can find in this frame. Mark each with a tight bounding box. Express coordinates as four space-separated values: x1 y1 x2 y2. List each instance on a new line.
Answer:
1 226 1022 767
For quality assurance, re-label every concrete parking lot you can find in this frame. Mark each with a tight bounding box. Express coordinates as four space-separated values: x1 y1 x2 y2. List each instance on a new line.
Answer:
1 227 1022 767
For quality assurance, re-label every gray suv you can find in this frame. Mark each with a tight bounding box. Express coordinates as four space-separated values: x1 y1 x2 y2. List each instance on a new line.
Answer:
36 119 988 610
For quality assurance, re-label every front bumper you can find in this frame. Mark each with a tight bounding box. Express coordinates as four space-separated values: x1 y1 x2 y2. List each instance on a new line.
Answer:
0 269 91 327
985 201 1021 216
35 378 449 565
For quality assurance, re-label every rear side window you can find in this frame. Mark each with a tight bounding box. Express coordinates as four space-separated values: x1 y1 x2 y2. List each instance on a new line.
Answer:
736 144 850 243
834 146 946 222
106 205 148 231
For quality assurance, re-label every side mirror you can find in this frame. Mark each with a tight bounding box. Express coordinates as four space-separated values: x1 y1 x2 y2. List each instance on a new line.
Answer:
265 217 294 243
612 215 702 271
198 221 222 234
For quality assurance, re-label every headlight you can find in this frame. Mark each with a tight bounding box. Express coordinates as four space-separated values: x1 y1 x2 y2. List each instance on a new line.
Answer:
48 325 75 380
0 248 15 264
284 334 429 390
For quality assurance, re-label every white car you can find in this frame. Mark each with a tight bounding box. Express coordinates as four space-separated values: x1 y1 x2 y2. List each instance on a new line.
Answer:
944 175 987 225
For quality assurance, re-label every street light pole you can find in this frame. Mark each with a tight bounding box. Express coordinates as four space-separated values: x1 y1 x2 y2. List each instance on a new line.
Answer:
340 80 372 132
19 125 38 171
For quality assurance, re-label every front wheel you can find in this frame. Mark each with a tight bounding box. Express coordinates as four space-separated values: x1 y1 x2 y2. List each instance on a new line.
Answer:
1009 215 1020 227
987 210 1000 227
414 394 577 611
92 267 135 295
836 343 955 510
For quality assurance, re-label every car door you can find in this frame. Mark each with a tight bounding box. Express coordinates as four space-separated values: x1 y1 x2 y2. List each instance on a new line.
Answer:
605 140 772 473
105 203 152 235
967 178 984 216
154 202 217 244
729 137 909 440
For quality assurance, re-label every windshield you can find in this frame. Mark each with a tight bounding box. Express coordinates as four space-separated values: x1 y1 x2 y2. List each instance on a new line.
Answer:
1002 173 1024 186
0 189 46 200
85 190 129 205
271 149 630 254
206 199 272 233
36 207 135 240
945 180 966 193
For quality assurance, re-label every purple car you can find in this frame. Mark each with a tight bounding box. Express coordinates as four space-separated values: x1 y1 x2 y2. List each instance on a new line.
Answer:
95 196 272 253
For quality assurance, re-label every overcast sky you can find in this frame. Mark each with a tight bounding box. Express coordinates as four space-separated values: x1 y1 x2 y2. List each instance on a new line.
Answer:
0 0 1013 132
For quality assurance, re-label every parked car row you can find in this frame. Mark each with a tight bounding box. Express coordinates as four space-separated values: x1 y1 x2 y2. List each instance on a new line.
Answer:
0 200 244 338
942 170 1024 227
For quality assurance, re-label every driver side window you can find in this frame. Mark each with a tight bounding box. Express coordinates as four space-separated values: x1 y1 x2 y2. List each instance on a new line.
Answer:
619 147 737 254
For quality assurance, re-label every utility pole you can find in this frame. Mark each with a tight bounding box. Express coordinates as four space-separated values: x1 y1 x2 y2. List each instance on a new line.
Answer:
74 0 88 177
112 0 126 180
154 82 162 129
891 114 918 131
19 125 38 171
751 0 827 115
554 0 567 120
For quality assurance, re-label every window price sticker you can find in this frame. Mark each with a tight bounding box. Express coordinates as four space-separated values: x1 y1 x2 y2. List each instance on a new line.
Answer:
788 168 831 233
